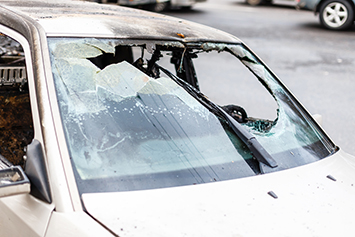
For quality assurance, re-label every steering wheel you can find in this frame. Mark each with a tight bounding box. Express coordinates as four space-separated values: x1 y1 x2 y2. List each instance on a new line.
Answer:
222 105 248 123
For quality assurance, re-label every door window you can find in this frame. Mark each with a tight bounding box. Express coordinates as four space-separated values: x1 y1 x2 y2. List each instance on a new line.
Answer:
0 33 33 167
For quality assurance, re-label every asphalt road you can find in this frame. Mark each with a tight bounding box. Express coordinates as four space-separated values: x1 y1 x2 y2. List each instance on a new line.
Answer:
164 0 355 155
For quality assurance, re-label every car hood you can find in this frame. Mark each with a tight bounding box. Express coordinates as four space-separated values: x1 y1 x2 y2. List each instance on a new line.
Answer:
82 150 355 237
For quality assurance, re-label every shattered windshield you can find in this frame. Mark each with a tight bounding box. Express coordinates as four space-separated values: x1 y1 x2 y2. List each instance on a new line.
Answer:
48 38 336 194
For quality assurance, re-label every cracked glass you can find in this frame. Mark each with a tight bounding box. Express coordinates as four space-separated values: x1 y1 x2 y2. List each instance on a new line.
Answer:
48 38 336 194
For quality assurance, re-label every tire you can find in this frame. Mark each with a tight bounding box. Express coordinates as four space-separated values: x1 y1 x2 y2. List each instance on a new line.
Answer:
181 6 192 10
246 0 272 6
246 0 262 5
319 0 354 30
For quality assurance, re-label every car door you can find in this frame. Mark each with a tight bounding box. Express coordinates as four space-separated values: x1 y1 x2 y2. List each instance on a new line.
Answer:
0 25 54 237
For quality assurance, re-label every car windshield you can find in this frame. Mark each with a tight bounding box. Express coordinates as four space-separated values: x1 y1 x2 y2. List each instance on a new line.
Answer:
48 38 336 194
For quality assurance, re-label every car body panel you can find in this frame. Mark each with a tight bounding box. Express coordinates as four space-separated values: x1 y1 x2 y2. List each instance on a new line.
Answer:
45 211 113 237
297 0 320 10
170 0 207 8
0 0 353 236
3 1 228 41
0 194 54 237
82 150 355 236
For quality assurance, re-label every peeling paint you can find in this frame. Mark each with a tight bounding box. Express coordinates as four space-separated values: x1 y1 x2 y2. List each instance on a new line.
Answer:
201 42 227 52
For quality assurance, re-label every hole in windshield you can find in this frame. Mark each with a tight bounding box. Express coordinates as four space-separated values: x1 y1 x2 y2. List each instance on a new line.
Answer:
48 38 335 194
194 50 278 122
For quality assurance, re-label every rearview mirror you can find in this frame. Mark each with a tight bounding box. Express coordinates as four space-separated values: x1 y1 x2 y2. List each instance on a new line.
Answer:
0 166 30 198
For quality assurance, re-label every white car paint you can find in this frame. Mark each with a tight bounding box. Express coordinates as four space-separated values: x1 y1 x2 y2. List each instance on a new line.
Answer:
170 0 206 8
0 1 353 237
0 195 54 236
83 150 355 236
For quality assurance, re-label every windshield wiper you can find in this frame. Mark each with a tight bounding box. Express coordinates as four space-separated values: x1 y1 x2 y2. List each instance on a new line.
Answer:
157 65 277 168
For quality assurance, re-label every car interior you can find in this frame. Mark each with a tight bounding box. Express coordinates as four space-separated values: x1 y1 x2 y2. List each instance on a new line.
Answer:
0 34 33 168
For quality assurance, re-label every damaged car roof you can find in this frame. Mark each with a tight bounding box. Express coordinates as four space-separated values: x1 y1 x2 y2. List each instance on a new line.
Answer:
0 0 240 43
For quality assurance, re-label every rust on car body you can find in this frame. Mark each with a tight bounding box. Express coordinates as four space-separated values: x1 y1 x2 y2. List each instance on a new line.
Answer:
0 0 240 43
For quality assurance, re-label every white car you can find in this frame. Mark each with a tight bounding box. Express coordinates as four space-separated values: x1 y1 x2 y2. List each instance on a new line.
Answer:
0 0 354 236
98 0 206 11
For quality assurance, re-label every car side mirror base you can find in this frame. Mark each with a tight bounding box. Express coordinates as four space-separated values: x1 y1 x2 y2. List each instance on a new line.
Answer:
25 139 52 204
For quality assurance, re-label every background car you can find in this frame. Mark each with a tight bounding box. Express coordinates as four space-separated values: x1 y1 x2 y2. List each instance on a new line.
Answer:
297 0 355 30
94 0 206 11
245 0 272 6
169 0 207 10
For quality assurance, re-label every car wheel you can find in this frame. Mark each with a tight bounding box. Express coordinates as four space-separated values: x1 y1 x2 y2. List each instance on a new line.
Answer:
181 6 192 10
145 2 168 12
319 0 354 30
246 0 262 6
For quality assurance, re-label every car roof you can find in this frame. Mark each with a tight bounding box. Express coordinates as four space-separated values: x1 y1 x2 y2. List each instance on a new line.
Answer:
0 0 241 43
